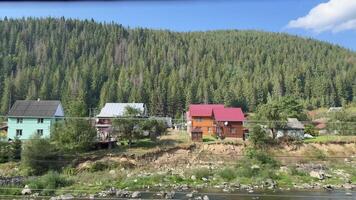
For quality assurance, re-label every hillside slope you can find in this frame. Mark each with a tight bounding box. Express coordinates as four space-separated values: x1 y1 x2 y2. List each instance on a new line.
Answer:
0 18 355 117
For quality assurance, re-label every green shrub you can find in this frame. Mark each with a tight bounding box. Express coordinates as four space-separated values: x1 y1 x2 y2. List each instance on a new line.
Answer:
21 134 60 175
89 162 109 172
218 167 237 181
0 141 10 163
248 125 270 149
234 148 280 181
27 171 72 195
62 166 77 176
0 138 22 163
192 168 212 180
305 124 318 137
245 148 279 167
51 119 97 152
290 166 307 176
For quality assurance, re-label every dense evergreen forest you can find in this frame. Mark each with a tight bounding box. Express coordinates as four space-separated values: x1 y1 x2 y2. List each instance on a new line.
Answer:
0 18 355 118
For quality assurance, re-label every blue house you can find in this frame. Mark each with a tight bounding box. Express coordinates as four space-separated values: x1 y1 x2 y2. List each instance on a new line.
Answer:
7 100 65 140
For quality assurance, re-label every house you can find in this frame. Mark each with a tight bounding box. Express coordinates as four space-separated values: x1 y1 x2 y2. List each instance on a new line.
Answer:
276 118 305 139
95 103 146 141
187 104 245 138
187 104 225 135
313 118 328 135
214 108 245 138
7 100 64 140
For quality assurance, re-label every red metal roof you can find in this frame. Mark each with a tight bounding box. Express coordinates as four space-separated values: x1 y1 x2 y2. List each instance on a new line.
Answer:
213 107 245 122
188 104 225 117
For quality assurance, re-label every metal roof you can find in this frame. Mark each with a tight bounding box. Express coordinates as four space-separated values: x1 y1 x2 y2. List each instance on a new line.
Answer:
188 104 225 117
7 100 63 117
213 107 245 122
97 103 145 118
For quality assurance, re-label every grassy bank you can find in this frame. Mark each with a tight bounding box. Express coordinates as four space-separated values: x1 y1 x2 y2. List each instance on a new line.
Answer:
0 132 355 197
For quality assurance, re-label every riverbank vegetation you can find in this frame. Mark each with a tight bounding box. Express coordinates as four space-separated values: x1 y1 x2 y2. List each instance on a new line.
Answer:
0 131 355 197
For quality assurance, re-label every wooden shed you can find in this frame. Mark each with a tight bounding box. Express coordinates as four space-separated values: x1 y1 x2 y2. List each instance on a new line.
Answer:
191 127 203 142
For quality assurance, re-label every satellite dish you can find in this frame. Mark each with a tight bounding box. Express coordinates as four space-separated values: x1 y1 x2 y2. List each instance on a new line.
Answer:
224 121 228 126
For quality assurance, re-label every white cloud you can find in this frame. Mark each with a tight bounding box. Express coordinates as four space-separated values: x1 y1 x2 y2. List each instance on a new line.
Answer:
287 0 356 33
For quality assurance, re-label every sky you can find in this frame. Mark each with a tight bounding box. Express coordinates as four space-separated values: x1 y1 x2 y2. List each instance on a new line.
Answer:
0 0 355 51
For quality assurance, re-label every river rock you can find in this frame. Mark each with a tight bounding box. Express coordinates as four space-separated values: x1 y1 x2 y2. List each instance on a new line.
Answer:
131 191 141 198
323 184 334 191
59 194 74 200
202 177 208 181
116 190 130 198
186 193 194 198
203 195 209 200
309 170 325 180
164 191 175 199
191 175 197 180
343 183 354 190
21 185 31 195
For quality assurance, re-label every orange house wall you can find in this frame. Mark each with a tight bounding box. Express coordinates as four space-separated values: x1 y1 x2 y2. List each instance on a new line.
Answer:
191 116 215 135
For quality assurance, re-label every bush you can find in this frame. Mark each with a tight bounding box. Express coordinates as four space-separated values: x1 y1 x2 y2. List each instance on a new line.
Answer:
89 162 110 172
245 148 279 167
248 125 270 149
27 171 72 195
234 148 280 181
218 167 237 181
0 138 22 163
192 168 212 180
0 141 11 163
51 119 97 152
305 124 318 136
21 134 60 175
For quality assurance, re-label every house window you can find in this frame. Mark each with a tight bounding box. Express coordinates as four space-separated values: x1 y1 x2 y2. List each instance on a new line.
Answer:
37 129 43 136
196 117 203 122
231 128 236 134
16 129 22 136
16 118 23 124
37 118 44 123
208 127 212 133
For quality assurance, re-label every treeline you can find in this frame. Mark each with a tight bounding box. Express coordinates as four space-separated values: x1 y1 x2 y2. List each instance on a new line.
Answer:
0 17 355 117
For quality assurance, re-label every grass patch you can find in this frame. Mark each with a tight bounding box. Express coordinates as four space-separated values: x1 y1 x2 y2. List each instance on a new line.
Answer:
203 136 217 143
304 135 356 144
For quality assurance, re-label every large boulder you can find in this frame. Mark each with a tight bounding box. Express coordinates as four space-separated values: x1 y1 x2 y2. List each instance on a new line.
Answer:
309 170 325 180
21 185 31 195
131 191 141 198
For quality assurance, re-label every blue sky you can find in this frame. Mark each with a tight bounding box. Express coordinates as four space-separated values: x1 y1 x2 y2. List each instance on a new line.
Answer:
0 0 355 51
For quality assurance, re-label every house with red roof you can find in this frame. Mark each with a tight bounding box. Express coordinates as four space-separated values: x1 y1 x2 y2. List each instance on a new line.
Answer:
187 104 224 135
187 104 245 138
214 107 245 138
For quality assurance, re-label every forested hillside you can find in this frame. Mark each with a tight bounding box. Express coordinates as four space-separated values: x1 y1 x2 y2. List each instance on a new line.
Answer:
0 18 355 117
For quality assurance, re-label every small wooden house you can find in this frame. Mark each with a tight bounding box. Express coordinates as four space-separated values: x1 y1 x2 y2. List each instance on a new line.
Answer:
276 118 305 139
186 104 224 136
214 108 245 138
187 104 245 139
96 103 146 141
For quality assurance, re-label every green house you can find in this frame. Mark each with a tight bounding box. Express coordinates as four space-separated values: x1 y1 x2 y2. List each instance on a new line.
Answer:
7 100 65 140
